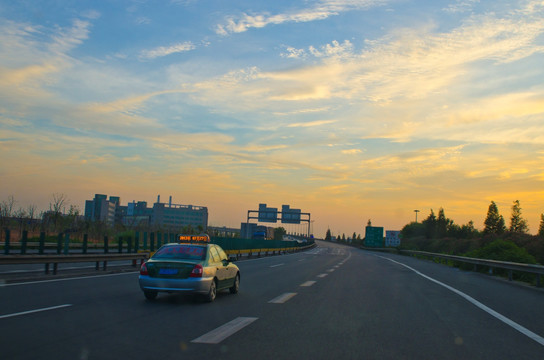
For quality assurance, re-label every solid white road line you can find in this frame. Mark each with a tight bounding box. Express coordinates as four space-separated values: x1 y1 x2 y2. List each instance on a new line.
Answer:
0 271 137 287
300 281 316 287
379 256 544 347
268 293 297 304
0 304 72 319
191 317 258 344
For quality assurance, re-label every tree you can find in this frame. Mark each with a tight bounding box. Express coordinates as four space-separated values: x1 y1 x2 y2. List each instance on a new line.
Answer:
325 229 332 241
509 200 528 233
423 209 437 239
0 195 16 241
367 219 372 227
483 201 506 236
538 214 544 238
437 208 450 238
273 227 286 241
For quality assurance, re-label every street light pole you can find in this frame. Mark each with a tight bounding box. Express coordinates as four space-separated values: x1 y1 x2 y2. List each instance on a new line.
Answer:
414 209 420 223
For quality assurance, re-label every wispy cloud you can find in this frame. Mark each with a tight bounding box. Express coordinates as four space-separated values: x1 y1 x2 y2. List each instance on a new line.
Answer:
139 42 196 59
288 120 337 127
215 0 388 35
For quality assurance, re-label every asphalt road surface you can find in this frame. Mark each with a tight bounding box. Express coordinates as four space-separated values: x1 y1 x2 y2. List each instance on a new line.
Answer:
1 240 543 359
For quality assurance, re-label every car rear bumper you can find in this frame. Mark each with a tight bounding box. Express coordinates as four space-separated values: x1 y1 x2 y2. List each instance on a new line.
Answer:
139 275 213 294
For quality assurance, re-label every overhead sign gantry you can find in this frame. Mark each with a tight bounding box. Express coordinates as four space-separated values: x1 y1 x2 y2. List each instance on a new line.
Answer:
247 204 311 237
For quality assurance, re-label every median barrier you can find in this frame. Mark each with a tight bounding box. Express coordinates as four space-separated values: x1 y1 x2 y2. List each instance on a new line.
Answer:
0 253 149 275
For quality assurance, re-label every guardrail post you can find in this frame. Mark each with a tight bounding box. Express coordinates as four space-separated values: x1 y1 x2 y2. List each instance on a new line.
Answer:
4 228 10 254
21 230 28 254
134 235 139 253
537 275 541 288
83 234 88 254
57 233 63 254
508 270 513 281
104 235 109 253
143 232 147 250
63 233 70 255
118 236 123 253
39 232 45 254
150 232 155 252
127 237 132 253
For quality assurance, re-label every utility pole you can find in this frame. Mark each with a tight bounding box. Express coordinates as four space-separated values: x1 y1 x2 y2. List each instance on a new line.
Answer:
414 209 420 223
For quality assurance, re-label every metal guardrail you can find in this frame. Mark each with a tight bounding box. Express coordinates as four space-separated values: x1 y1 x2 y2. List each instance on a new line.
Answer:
0 253 149 275
400 250 544 287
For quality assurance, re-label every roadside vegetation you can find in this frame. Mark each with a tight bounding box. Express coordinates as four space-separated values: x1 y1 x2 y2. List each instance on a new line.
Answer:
400 201 544 266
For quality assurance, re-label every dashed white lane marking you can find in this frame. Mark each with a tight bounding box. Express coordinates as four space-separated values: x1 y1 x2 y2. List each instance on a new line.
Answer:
379 256 544 347
268 293 297 304
191 317 258 344
300 281 316 287
317 274 328 278
0 304 72 319
327 269 335 272
270 263 284 268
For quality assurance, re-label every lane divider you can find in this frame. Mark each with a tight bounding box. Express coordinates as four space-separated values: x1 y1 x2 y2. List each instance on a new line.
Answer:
300 281 316 287
268 293 297 304
0 304 72 319
191 317 258 344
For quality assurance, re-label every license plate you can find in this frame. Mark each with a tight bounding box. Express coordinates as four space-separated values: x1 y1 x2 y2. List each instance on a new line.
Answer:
159 268 178 275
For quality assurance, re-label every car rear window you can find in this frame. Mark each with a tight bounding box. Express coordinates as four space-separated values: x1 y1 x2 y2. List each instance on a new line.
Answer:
152 245 206 260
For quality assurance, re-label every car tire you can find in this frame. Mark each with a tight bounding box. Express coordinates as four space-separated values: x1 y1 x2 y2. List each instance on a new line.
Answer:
205 279 217 302
144 290 158 300
229 274 240 294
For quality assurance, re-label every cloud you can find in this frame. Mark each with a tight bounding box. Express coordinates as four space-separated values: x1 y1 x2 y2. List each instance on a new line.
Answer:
215 0 388 35
139 42 196 59
288 120 337 128
342 149 363 155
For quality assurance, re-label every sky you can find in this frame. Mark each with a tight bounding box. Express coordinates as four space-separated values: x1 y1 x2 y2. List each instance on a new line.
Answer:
1 0 544 237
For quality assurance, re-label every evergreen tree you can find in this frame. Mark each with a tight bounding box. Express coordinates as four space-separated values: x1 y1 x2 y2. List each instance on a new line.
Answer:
352 232 357 241
483 201 506 235
509 200 528 233
325 229 332 241
422 209 437 239
437 208 448 238
538 214 544 238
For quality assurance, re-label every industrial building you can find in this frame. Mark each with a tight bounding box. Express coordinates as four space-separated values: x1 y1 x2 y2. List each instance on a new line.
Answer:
84 194 208 230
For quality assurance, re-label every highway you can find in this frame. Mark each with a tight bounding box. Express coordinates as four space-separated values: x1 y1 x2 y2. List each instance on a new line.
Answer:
1 240 543 359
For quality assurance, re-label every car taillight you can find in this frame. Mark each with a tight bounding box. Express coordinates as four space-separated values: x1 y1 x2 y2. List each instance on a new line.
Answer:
190 264 203 278
140 262 148 275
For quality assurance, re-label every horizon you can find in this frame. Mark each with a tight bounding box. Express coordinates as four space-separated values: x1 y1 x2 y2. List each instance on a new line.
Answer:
2 1 544 236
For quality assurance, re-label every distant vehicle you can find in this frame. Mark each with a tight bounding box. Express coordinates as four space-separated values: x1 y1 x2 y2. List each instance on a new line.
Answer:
139 239 239 302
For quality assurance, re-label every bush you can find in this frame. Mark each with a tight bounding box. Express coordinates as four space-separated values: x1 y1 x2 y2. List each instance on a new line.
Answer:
464 240 538 283
465 240 537 264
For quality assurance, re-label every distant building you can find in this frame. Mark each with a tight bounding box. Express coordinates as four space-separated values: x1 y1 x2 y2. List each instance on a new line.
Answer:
151 195 208 230
84 194 117 225
84 194 208 230
385 230 401 247
241 222 273 239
